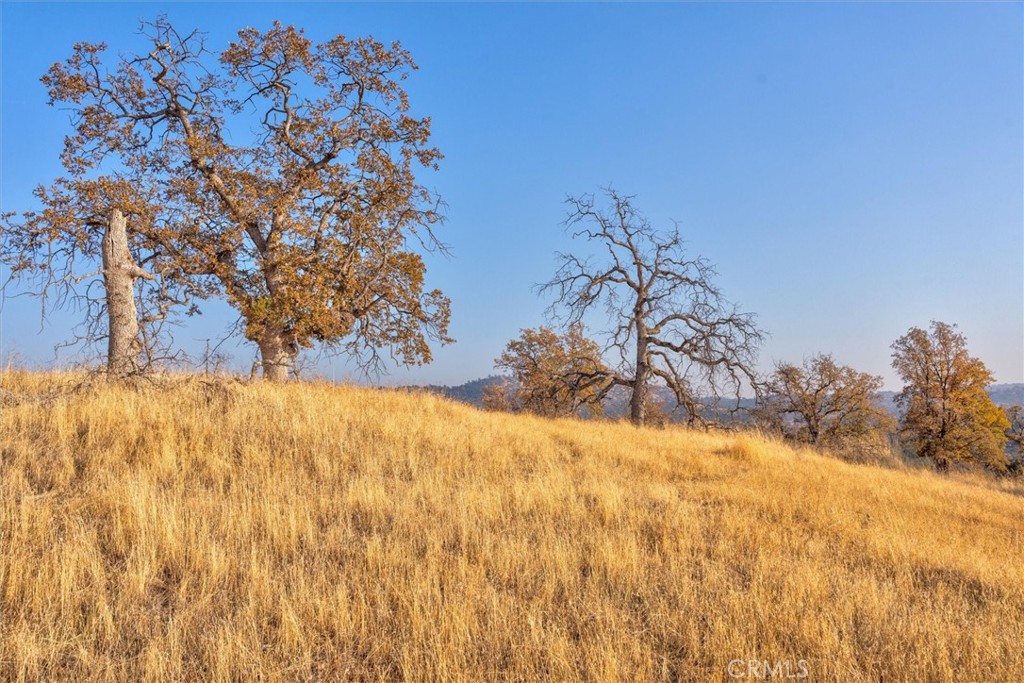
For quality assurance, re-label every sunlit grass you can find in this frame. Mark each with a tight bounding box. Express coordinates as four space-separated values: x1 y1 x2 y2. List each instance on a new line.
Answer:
2 371 1022 681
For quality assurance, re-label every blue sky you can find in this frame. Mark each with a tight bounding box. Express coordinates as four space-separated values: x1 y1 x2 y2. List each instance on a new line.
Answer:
2 2 1021 389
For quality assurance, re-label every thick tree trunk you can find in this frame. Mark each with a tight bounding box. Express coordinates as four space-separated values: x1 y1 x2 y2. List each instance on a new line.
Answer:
257 330 295 382
630 377 648 426
253 237 296 381
102 209 148 376
807 420 821 445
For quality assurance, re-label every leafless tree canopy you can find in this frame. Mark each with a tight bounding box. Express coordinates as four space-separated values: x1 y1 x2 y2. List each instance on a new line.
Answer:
540 188 764 426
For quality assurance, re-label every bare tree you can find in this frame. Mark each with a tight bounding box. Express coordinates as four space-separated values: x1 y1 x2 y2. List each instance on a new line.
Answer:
31 17 450 381
757 354 892 446
540 188 763 426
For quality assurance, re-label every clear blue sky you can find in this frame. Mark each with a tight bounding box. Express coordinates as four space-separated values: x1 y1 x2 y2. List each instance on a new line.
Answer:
2 2 1022 389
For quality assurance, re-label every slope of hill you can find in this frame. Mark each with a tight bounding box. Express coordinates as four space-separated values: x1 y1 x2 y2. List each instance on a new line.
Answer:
3 372 1023 681
406 375 506 406
876 383 1023 415
987 382 1024 406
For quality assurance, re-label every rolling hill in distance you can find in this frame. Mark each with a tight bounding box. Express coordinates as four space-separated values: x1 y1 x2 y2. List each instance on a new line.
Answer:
410 377 1024 421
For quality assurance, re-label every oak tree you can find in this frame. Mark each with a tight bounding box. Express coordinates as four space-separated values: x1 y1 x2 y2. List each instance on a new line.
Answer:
891 322 1009 471
30 17 451 380
490 324 608 418
540 189 763 426
757 354 892 446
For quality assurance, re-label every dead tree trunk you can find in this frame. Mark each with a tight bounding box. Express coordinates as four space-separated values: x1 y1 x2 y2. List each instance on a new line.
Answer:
101 208 152 376
630 322 649 426
629 380 648 426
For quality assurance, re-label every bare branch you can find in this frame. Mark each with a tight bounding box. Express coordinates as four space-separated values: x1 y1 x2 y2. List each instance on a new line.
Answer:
540 187 764 426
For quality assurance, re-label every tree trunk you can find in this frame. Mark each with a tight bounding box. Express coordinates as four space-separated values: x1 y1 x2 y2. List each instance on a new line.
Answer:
630 328 649 426
807 420 820 445
253 235 296 381
257 330 295 382
630 377 648 426
102 209 148 376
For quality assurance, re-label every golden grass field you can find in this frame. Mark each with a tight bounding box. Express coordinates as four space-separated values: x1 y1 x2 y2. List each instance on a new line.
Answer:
2 371 1023 682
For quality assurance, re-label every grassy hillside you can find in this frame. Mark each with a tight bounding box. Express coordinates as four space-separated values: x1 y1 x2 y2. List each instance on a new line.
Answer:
2 372 1023 682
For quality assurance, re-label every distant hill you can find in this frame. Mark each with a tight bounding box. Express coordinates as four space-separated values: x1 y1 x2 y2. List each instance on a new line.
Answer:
409 376 757 424
878 383 1023 415
412 378 1024 420
987 383 1024 406
404 375 506 406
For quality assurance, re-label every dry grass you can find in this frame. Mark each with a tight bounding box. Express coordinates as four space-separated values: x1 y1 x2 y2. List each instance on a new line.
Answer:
2 371 1023 682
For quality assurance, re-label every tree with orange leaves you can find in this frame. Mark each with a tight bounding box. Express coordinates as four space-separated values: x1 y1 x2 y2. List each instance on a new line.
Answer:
892 322 1009 472
489 324 610 418
757 354 892 446
4 17 451 379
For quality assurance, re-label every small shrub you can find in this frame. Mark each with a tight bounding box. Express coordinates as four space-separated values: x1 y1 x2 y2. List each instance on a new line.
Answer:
827 431 905 469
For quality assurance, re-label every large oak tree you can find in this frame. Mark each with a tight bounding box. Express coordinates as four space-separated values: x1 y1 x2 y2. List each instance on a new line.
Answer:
2 177 201 375
13 17 451 380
